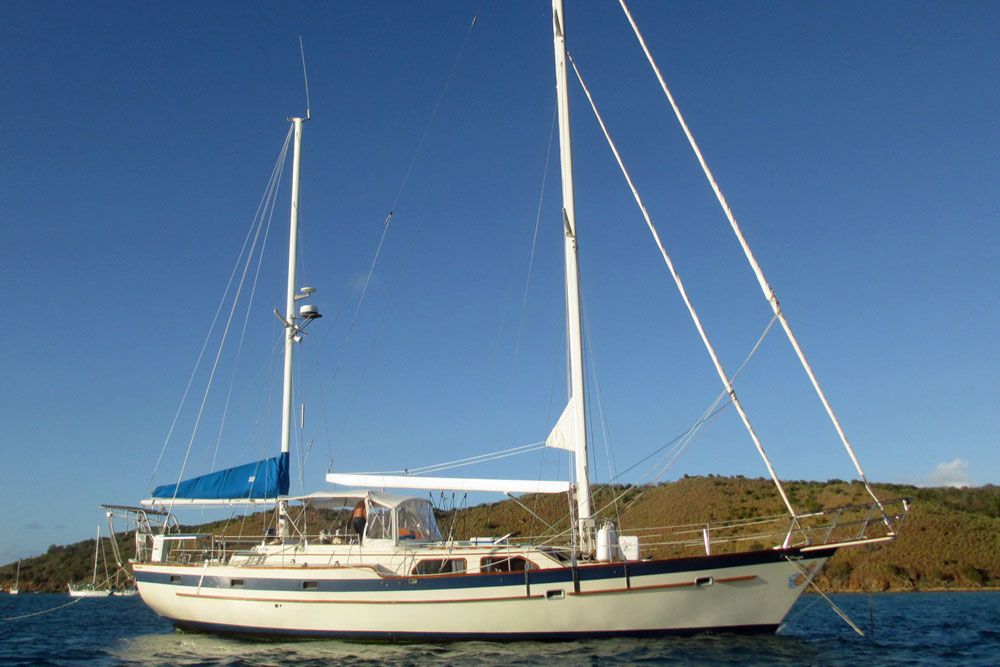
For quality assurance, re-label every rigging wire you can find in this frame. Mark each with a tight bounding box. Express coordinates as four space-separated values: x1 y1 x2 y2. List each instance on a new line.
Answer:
643 313 777 485
385 4 485 216
319 210 391 390
165 130 294 510
322 4 484 465
149 127 294 494
784 555 866 636
500 102 558 533
471 103 559 454
329 222 415 456
358 442 547 476
208 143 286 475
577 294 622 523
565 50 798 520
469 219 529 453
591 314 779 518
511 105 558 404
316 0 485 378
616 0 886 518
298 36 311 119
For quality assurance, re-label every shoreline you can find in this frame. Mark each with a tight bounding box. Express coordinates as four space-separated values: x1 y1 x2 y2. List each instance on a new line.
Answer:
808 587 1000 594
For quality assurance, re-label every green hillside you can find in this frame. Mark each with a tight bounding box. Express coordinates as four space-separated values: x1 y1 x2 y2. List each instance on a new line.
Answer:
3 477 998 593
438 477 1000 592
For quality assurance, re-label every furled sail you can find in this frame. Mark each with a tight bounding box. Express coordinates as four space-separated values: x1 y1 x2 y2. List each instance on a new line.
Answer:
151 452 289 500
545 397 578 451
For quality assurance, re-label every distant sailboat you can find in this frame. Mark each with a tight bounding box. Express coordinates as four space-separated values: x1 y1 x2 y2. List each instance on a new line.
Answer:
9 560 19 595
111 569 138 596
67 526 111 598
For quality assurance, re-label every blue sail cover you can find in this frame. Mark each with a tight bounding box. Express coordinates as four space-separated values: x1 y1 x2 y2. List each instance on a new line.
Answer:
152 452 289 500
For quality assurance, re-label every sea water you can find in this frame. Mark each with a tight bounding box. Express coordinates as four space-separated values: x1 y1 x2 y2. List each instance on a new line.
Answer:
1 592 997 665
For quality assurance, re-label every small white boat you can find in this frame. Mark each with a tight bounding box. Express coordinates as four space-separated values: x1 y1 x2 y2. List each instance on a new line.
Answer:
67 526 111 598
67 585 112 598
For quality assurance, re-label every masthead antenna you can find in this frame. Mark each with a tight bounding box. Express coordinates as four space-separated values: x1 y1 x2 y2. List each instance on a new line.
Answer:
299 36 311 120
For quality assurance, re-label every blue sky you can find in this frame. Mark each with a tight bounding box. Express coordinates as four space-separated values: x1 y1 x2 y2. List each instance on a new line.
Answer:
1 0 997 563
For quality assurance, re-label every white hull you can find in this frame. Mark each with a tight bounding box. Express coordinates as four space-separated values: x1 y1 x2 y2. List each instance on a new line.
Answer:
101 0 910 642
68 586 112 598
134 548 831 639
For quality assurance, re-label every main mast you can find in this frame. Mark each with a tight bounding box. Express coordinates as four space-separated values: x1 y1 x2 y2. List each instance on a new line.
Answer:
552 0 593 541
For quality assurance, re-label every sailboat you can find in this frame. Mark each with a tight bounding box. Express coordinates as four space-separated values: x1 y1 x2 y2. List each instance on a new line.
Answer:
112 570 139 597
67 526 112 598
9 560 19 595
104 0 908 639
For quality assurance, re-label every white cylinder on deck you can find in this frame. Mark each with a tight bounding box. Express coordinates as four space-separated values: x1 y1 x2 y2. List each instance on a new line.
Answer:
596 524 617 562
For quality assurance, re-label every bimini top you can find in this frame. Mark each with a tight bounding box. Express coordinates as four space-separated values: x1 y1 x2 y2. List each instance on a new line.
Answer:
288 490 418 510
291 491 444 543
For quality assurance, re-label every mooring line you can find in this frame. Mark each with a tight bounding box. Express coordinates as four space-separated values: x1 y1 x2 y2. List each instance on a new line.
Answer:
2 596 83 621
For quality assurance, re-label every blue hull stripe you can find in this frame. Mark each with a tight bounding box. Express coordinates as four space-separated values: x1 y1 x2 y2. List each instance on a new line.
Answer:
136 546 834 593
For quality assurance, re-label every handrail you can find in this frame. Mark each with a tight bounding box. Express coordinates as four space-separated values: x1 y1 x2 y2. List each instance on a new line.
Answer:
126 497 910 565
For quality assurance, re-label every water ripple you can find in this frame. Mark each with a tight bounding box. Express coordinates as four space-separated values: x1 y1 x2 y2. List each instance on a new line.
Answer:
1 592 997 666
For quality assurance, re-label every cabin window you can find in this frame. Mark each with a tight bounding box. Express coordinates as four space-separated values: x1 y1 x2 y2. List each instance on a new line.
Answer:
302 581 318 590
169 575 182 584
230 579 245 588
480 556 537 573
411 558 467 576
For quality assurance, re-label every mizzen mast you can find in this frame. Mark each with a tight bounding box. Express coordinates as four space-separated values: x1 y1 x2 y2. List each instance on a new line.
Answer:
277 111 322 536
280 116 305 466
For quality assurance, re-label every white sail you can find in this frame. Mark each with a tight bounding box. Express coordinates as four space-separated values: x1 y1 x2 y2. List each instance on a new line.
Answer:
545 397 578 451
